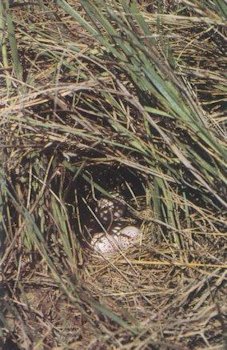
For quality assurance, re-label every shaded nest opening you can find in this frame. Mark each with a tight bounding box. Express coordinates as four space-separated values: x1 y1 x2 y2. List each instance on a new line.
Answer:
57 163 149 250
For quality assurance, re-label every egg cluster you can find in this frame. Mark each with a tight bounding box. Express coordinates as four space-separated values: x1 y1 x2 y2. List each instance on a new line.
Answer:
88 194 140 255
75 166 145 254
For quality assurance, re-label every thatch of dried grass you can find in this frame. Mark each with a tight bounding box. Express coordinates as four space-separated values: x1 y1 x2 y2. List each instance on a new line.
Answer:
0 1 226 349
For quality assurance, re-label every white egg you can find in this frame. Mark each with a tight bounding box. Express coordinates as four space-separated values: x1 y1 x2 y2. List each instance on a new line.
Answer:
91 226 141 255
120 226 140 238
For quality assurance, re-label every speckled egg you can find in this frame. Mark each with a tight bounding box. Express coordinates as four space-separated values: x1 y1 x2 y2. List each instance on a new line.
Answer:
91 226 141 255
94 194 126 227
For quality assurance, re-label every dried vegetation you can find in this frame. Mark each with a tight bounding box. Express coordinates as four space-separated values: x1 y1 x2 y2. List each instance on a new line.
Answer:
0 0 226 349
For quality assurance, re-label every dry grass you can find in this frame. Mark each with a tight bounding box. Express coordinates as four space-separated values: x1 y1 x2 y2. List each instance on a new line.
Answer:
0 1 226 349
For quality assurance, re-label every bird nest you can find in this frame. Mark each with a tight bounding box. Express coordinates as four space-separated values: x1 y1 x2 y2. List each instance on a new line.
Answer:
59 163 149 256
